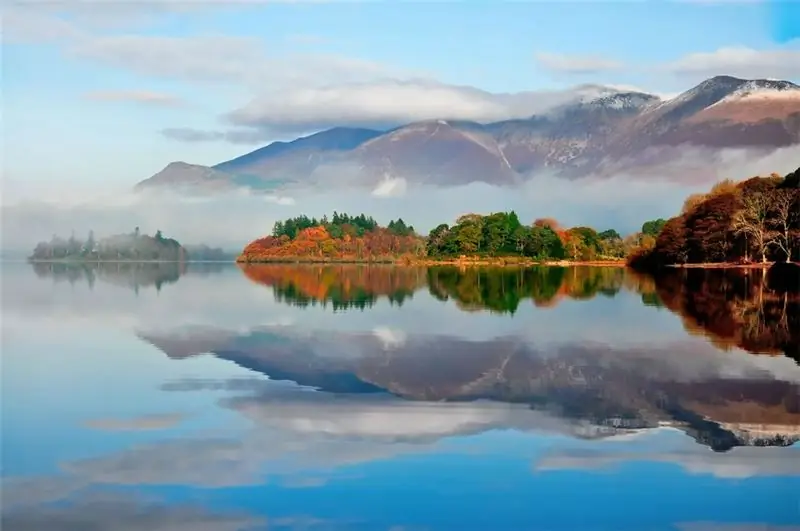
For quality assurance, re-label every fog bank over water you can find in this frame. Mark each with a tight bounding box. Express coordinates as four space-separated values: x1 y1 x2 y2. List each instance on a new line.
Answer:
0 175 704 252
3 144 797 252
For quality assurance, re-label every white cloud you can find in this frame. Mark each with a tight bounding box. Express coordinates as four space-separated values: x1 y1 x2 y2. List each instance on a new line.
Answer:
67 34 270 84
160 127 278 145
83 90 184 107
161 128 225 142
224 80 636 133
1 6 84 43
372 176 408 198
535 51 625 75
535 444 800 479
83 413 186 432
372 326 407 349
0 487 264 530
664 45 800 80
4 7 646 133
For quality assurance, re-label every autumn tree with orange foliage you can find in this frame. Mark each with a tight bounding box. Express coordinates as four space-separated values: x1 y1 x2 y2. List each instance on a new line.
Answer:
628 168 800 269
238 213 425 263
239 264 428 310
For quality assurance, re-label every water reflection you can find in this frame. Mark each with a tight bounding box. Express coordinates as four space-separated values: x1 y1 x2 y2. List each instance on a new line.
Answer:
3 262 798 530
30 260 227 293
239 264 799 361
239 263 630 313
124 264 800 452
240 264 426 310
649 268 800 362
141 329 800 452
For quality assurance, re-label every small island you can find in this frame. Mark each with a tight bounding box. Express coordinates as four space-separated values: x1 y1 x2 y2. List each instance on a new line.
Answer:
29 227 187 262
28 228 237 263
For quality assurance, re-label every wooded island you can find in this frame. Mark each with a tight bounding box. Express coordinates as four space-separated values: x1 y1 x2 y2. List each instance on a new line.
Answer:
237 211 660 264
28 228 233 263
238 168 799 268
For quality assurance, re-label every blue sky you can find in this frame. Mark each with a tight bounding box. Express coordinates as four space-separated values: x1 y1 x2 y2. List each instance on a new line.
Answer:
3 0 799 198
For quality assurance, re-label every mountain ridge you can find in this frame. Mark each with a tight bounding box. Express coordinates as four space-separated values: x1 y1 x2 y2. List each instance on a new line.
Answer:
136 75 800 192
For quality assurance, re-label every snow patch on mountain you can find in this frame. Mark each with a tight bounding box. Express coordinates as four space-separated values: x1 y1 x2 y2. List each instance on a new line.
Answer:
585 92 660 111
716 80 800 105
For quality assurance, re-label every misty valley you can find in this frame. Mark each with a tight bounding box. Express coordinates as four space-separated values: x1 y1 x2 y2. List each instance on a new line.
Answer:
2 261 798 530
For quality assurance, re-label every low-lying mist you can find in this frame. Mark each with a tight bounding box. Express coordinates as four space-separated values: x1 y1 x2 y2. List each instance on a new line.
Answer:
2 145 797 252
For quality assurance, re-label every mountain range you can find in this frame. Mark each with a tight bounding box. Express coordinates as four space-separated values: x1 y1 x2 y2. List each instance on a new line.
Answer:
135 75 800 193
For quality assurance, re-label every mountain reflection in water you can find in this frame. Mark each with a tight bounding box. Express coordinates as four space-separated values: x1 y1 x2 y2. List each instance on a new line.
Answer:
123 263 800 453
3 261 799 530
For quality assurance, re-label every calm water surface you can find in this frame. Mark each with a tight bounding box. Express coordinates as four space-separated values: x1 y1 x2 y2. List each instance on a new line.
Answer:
2 262 799 531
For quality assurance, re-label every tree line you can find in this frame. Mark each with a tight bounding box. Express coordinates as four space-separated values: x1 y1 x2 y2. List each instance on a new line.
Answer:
241 212 424 262
425 212 635 260
240 210 675 263
629 168 799 269
271 212 415 240
30 227 187 262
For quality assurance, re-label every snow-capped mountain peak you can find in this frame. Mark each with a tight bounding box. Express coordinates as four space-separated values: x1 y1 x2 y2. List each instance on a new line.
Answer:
718 79 800 103
584 92 661 110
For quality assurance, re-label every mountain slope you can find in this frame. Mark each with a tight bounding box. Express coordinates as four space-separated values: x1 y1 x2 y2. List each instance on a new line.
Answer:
618 76 800 149
134 162 239 192
350 120 520 186
213 126 381 179
134 76 800 192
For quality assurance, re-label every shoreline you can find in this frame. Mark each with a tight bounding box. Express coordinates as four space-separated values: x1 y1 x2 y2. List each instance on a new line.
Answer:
26 259 234 264
237 257 629 267
667 262 796 269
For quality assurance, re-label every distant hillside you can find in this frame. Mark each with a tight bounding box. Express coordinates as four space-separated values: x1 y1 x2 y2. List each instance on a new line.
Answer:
135 75 800 192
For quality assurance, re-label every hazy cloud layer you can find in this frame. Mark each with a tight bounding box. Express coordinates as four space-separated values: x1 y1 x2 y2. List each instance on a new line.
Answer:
83 413 186 432
82 90 184 107
1 498 263 531
160 128 226 143
535 444 800 479
42 380 691 491
223 80 633 134
0 485 265 531
0 177 687 252
160 127 274 145
7 2 800 142
4 382 796 513
663 45 800 81
3 143 798 253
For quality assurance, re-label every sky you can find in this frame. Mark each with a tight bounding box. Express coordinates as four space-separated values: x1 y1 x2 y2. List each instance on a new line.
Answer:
1 0 799 248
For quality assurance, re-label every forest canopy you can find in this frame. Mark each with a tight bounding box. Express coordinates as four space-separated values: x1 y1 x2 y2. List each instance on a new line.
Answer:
239 211 646 263
239 212 423 262
425 211 629 261
628 167 800 269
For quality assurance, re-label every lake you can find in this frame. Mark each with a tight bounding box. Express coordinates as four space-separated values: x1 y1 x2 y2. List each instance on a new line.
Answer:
2 261 799 531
